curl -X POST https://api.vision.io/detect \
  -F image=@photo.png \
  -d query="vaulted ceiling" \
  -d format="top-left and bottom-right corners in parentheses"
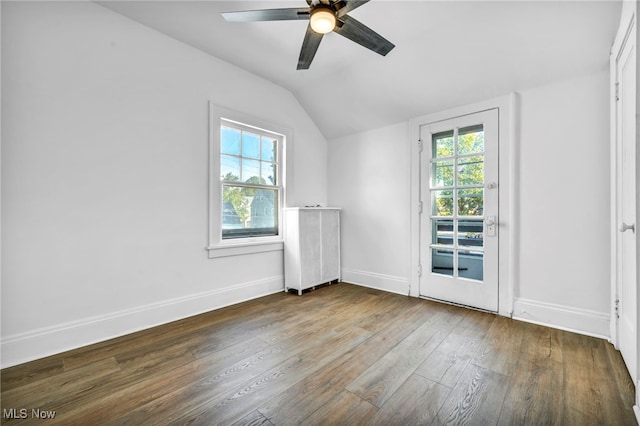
top-left (98, 1), bottom-right (621, 140)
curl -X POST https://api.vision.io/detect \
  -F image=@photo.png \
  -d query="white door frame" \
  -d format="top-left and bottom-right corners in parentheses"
top-left (418, 110), bottom-right (500, 311)
top-left (609, 0), bottom-right (640, 415)
top-left (410, 94), bottom-right (517, 317)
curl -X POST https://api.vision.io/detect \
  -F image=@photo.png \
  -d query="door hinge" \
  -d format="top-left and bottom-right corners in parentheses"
top-left (417, 264), bottom-right (423, 277)
top-left (418, 139), bottom-right (424, 153)
top-left (615, 298), bottom-right (620, 319)
top-left (418, 201), bottom-right (423, 214)
top-left (615, 82), bottom-right (620, 101)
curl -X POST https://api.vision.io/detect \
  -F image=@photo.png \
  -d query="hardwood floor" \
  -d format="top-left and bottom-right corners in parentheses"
top-left (1, 283), bottom-right (636, 425)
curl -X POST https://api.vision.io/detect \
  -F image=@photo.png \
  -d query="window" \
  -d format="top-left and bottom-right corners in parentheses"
top-left (220, 119), bottom-right (282, 239)
top-left (207, 103), bottom-right (289, 258)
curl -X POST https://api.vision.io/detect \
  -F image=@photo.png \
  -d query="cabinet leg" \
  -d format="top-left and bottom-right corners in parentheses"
top-left (298, 289), bottom-right (302, 296)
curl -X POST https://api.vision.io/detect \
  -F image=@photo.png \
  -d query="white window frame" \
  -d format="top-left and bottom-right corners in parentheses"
top-left (207, 102), bottom-right (290, 259)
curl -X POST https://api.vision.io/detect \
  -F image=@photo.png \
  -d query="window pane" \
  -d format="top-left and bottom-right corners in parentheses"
top-left (261, 137), bottom-right (276, 162)
top-left (221, 155), bottom-right (240, 181)
top-left (432, 130), bottom-right (454, 158)
top-left (221, 126), bottom-right (241, 155)
top-left (458, 219), bottom-right (484, 248)
top-left (458, 125), bottom-right (484, 155)
top-left (242, 132), bottom-right (260, 159)
top-left (242, 159), bottom-right (260, 183)
top-left (457, 188), bottom-right (483, 216)
top-left (458, 156), bottom-right (484, 186)
top-left (222, 185), bottom-right (278, 239)
top-left (432, 248), bottom-right (454, 276)
top-left (432, 160), bottom-right (454, 188)
top-left (459, 250), bottom-right (483, 281)
top-left (432, 190), bottom-right (454, 216)
top-left (432, 219), bottom-right (453, 246)
top-left (261, 161), bottom-right (277, 185)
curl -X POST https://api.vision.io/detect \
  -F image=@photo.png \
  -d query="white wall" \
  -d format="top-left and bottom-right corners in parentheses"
top-left (1, 1), bottom-right (327, 367)
top-left (328, 70), bottom-right (612, 337)
top-left (328, 123), bottom-right (411, 294)
top-left (514, 70), bottom-right (611, 336)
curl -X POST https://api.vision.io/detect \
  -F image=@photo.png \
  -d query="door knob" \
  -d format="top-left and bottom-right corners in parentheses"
top-left (485, 216), bottom-right (497, 237)
top-left (619, 222), bottom-right (635, 233)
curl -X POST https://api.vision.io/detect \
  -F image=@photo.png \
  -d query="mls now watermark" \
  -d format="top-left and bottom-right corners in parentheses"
top-left (3, 408), bottom-right (57, 419)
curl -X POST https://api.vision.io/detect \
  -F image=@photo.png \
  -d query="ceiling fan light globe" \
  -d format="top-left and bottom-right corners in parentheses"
top-left (310, 9), bottom-right (336, 34)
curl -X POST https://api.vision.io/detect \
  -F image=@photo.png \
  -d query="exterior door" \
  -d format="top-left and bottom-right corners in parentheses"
top-left (615, 16), bottom-right (637, 385)
top-left (419, 109), bottom-right (499, 311)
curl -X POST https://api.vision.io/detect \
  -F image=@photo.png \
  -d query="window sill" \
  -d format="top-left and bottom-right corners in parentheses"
top-left (206, 240), bottom-right (283, 259)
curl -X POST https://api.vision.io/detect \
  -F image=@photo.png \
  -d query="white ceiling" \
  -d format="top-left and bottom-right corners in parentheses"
top-left (97, 0), bottom-right (622, 139)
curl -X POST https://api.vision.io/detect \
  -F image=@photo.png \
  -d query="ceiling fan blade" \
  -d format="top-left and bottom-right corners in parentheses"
top-left (335, 0), bottom-right (370, 18)
top-left (333, 14), bottom-right (395, 56)
top-left (222, 8), bottom-right (310, 22)
top-left (298, 24), bottom-right (324, 70)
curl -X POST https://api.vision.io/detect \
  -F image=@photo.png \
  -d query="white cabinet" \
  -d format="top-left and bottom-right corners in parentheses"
top-left (283, 207), bottom-right (341, 295)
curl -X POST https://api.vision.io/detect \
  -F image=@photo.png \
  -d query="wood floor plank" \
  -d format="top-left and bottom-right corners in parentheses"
top-left (471, 315), bottom-right (525, 376)
top-left (102, 328), bottom-right (347, 425)
top-left (1, 283), bottom-right (636, 426)
top-left (605, 341), bottom-right (636, 411)
top-left (346, 306), bottom-right (463, 408)
top-left (368, 374), bottom-right (451, 425)
top-left (257, 297), bottom-right (441, 425)
top-left (415, 309), bottom-right (495, 388)
top-left (59, 337), bottom-right (270, 424)
top-left (560, 331), bottom-right (636, 426)
top-left (348, 291), bottom-right (415, 333)
top-left (0, 355), bottom-right (65, 393)
top-left (173, 326), bottom-right (374, 425)
top-left (255, 292), bottom-right (380, 345)
top-left (434, 364), bottom-right (510, 426)
top-left (231, 410), bottom-right (275, 426)
top-left (491, 321), bottom-right (565, 424)
top-left (300, 390), bottom-right (377, 426)
top-left (1, 357), bottom-right (120, 409)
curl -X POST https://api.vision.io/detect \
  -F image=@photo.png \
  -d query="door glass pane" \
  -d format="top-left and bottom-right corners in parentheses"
top-left (459, 249), bottom-right (483, 281)
top-left (458, 125), bottom-right (484, 155)
top-left (432, 248), bottom-right (454, 276)
top-left (432, 160), bottom-right (454, 188)
top-left (458, 219), bottom-right (484, 248)
top-left (458, 156), bottom-right (484, 186)
top-left (432, 130), bottom-right (454, 158)
top-left (432, 219), bottom-right (454, 246)
top-left (457, 188), bottom-right (483, 216)
top-left (432, 190), bottom-right (454, 216)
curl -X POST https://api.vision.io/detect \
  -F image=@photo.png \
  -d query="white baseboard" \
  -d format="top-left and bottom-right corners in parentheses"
top-left (512, 297), bottom-right (610, 339)
top-left (1, 276), bottom-right (284, 369)
top-left (341, 268), bottom-right (409, 296)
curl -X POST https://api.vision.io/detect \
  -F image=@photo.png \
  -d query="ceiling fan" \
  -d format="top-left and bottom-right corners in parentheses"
top-left (221, 0), bottom-right (395, 70)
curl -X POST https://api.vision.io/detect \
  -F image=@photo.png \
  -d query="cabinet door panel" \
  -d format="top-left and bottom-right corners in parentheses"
top-left (298, 211), bottom-right (322, 285)
top-left (321, 210), bottom-right (340, 281)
